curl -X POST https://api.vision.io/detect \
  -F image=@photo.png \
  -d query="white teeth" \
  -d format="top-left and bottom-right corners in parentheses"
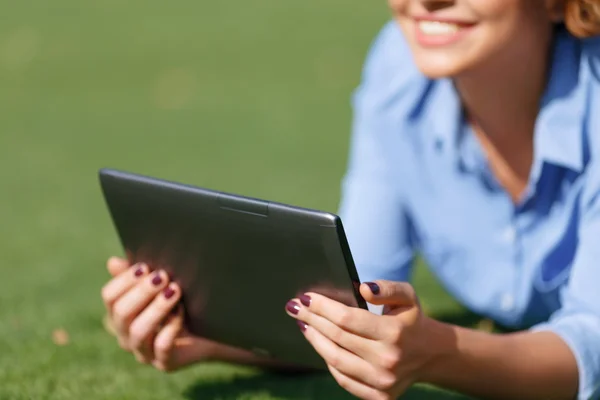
top-left (418, 21), bottom-right (460, 35)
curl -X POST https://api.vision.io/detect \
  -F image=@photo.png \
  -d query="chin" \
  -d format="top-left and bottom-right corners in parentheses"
top-left (412, 54), bottom-right (467, 79)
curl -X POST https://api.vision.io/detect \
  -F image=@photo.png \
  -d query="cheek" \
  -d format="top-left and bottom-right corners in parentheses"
top-left (388, 0), bottom-right (408, 13)
top-left (469, 0), bottom-right (549, 56)
top-left (469, 0), bottom-right (550, 31)
top-left (388, 0), bottom-right (548, 78)
top-left (394, 18), bottom-right (520, 78)
top-left (467, 0), bottom-right (522, 19)
top-left (467, 0), bottom-right (534, 42)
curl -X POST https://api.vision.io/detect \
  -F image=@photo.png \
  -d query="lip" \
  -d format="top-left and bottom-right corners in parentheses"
top-left (413, 15), bottom-right (476, 26)
top-left (412, 16), bottom-right (476, 47)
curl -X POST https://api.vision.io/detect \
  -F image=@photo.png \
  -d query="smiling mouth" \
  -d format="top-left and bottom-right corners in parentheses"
top-left (417, 20), bottom-right (461, 35)
top-left (413, 18), bottom-right (475, 46)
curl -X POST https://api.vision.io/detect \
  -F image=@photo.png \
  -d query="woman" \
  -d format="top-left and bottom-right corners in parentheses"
top-left (101, 0), bottom-right (600, 399)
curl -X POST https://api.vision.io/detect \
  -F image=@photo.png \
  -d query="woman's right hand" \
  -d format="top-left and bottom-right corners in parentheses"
top-left (101, 257), bottom-right (214, 372)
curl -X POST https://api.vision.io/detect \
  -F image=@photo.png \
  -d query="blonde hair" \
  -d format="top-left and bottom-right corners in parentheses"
top-left (565, 0), bottom-right (600, 38)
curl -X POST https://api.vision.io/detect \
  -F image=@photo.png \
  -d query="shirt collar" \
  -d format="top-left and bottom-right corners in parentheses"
top-left (427, 29), bottom-right (587, 176)
top-left (533, 29), bottom-right (587, 174)
top-left (427, 78), bottom-right (463, 154)
top-left (427, 78), bottom-right (486, 174)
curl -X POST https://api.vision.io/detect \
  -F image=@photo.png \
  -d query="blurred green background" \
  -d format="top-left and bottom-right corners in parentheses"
top-left (0, 1), bottom-right (476, 399)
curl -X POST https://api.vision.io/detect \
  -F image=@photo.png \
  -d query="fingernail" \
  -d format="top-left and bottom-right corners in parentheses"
top-left (151, 272), bottom-right (163, 286)
top-left (286, 301), bottom-right (300, 315)
top-left (365, 282), bottom-right (380, 295)
top-left (299, 294), bottom-right (311, 307)
top-left (134, 266), bottom-right (144, 277)
top-left (297, 320), bottom-right (307, 332)
top-left (163, 286), bottom-right (175, 299)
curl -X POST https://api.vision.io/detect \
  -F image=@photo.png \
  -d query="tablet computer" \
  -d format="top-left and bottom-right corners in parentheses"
top-left (99, 168), bottom-right (368, 369)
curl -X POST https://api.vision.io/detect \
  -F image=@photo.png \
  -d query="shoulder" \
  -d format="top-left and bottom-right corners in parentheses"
top-left (346, 22), bottom-right (434, 181)
top-left (359, 21), bottom-right (417, 81)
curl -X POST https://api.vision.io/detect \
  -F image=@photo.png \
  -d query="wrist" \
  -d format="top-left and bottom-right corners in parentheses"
top-left (416, 316), bottom-right (458, 384)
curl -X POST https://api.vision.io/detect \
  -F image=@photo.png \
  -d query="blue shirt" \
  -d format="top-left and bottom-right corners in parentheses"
top-left (338, 21), bottom-right (600, 399)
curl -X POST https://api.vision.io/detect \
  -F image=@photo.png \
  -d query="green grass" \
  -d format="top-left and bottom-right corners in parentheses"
top-left (0, 1), bottom-right (479, 398)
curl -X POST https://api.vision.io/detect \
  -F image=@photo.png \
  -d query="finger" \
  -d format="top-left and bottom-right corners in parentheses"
top-left (132, 334), bottom-right (155, 365)
top-left (289, 294), bottom-right (382, 339)
top-left (286, 299), bottom-right (384, 363)
top-left (107, 256), bottom-right (130, 276)
top-left (101, 263), bottom-right (149, 312)
top-left (129, 283), bottom-right (181, 362)
top-left (329, 366), bottom-right (389, 400)
top-left (297, 319), bottom-right (391, 390)
top-left (152, 307), bottom-right (185, 371)
top-left (360, 281), bottom-right (418, 308)
top-left (102, 313), bottom-right (117, 337)
top-left (112, 270), bottom-right (169, 340)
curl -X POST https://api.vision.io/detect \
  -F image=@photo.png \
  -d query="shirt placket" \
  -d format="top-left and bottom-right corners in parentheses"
top-left (458, 127), bottom-right (525, 319)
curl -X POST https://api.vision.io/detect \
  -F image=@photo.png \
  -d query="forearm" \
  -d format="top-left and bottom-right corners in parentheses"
top-left (419, 318), bottom-right (579, 400)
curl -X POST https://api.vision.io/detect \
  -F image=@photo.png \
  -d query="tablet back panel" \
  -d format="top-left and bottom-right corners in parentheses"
top-left (99, 168), bottom-right (367, 369)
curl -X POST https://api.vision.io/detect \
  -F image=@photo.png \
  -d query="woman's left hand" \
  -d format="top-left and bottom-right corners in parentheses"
top-left (285, 280), bottom-right (437, 400)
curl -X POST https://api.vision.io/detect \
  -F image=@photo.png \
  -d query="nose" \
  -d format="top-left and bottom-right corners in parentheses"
top-left (419, 0), bottom-right (455, 12)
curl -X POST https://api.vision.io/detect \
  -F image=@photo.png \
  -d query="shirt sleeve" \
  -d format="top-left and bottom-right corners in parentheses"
top-left (337, 22), bottom-right (416, 288)
top-left (531, 172), bottom-right (600, 399)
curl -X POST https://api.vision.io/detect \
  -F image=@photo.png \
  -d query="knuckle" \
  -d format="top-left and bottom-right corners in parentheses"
top-left (328, 354), bottom-right (342, 370)
top-left (406, 307), bottom-right (421, 324)
top-left (128, 324), bottom-right (146, 349)
top-left (380, 283), bottom-right (392, 298)
top-left (376, 371), bottom-right (397, 391)
top-left (154, 339), bottom-right (173, 360)
top-left (335, 309), bottom-right (353, 328)
top-left (380, 349), bottom-right (402, 371)
top-left (387, 324), bottom-right (404, 343)
top-left (112, 303), bottom-right (129, 324)
top-left (101, 285), bottom-right (113, 304)
top-left (117, 338), bottom-right (131, 352)
top-left (330, 326), bottom-right (345, 344)
top-left (398, 281), bottom-right (413, 295)
top-left (392, 283), bottom-right (417, 303)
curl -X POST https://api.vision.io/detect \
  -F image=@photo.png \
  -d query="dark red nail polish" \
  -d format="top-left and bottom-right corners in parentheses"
top-left (134, 267), bottom-right (144, 277)
top-left (163, 286), bottom-right (175, 299)
top-left (297, 320), bottom-right (307, 332)
top-left (365, 282), bottom-right (380, 295)
top-left (299, 294), bottom-right (311, 307)
top-left (151, 273), bottom-right (163, 286)
top-left (286, 301), bottom-right (300, 315)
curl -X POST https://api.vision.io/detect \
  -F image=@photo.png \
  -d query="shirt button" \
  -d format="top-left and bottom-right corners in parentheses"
top-left (500, 293), bottom-right (515, 311)
top-left (501, 226), bottom-right (517, 243)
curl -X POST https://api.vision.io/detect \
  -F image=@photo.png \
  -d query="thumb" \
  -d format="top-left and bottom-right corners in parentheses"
top-left (107, 256), bottom-right (130, 276)
top-left (359, 280), bottom-right (419, 308)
